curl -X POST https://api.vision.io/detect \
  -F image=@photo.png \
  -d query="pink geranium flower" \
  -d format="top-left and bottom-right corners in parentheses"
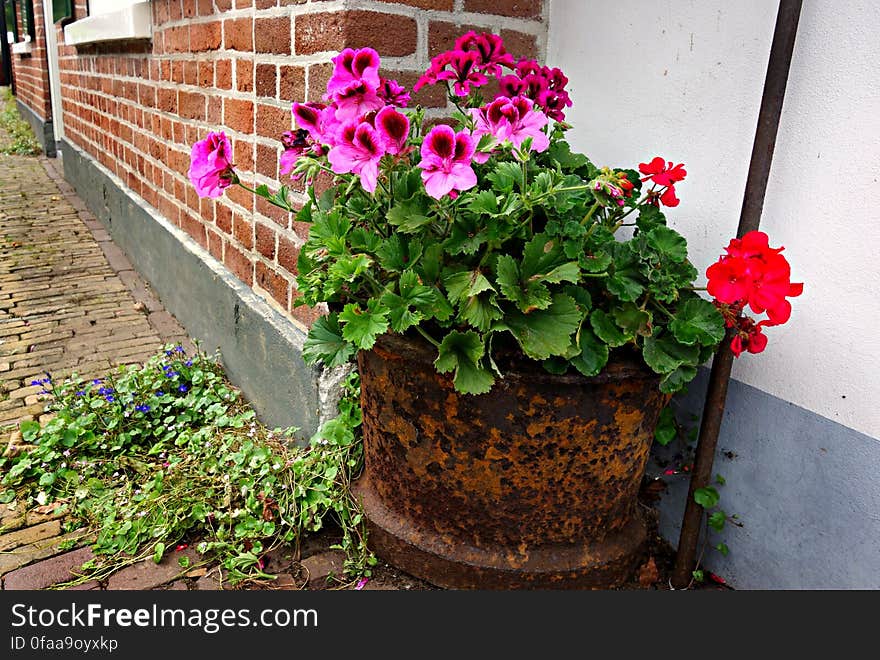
top-left (454, 31), bottom-right (515, 77)
top-left (375, 106), bottom-right (410, 155)
top-left (471, 96), bottom-right (550, 153)
top-left (328, 120), bottom-right (385, 192)
top-left (415, 50), bottom-right (488, 97)
top-left (279, 129), bottom-right (309, 177)
top-left (188, 131), bottom-right (235, 199)
top-left (418, 125), bottom-right (477, 199)
top-left (377, 77), bottom-right (411, 107)
top-left (332, 80), bottom-right (384, 122)
top-left (326, 48), bottom-right (381, 98)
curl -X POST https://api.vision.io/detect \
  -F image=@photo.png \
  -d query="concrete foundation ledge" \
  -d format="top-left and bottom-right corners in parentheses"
top-left (59, 138), bottom-right (322, 437)
top-left (15, 99), bottom-right (55, 157)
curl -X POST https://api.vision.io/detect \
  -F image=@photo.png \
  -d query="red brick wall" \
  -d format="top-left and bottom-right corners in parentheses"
top-left (56, 0), bottom-right (548, 328)
top-left (10, 0), bottom-right (52, 121)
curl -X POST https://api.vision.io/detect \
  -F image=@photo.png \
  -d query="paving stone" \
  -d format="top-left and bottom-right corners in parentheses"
top-left (3, 546), bottom-right (95, 590)
top-left (0, 520), bottom-right (62, 552)
top-left (300, 550), bottom-right (346, 589)
top-left (0, 531), bottom-right (90, 576)
top-left (105, 549), bottom-right (202, 590)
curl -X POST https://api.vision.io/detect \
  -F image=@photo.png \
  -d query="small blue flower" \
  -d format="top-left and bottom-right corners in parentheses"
top-left (185, 359), bottom-right (193, 367)
top-left (92, 379), bottom-right (102, 385)
top-left (75, 391), bottom-right (86, 397)
top-left (40, 389), bottom-right (49, 395)
top-left (135, 404), bottom-right (151, 413)
top-left (178, 384), bottom-right (189, 393)
top-left (165, 349), bottom-right (174, 356)
top-left (105, 395), bottom-right (115, 403)
top-left (156, 391), bottom-right (166, 397)
top-left (98, 387), bottom-right (114, 396)
top-left (30, 380), bottom-right (42, 386)
top-left (175, 346), bottom-right (185, 353)
top-left (164, 371), bottom-right (179, 378)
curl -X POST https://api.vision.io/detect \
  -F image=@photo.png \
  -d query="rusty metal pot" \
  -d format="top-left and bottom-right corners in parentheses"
top-left (351, 332), bottom-right (668, 589)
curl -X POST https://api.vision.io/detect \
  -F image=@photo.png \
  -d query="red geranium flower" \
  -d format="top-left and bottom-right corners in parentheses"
top-left (639, 156), bottom-right (687, 187)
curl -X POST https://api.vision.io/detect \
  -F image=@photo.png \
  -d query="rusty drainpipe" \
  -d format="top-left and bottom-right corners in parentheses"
top-left (670, 0), bottom-right (803, 589)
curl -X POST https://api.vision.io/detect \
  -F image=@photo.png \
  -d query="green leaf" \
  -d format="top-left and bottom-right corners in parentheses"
top-left (348, 227), bottom-right (382, 253)
top-left (636, 205), bottom-right (666, 231)
top-left (613, 302), bottom-right (653, 338)
top-left (563, 285), bottom-right (592, 312)
top-left (467, 189), bottom-right (499, 215)
top-left (496, 254), bottom-right (551, 313)
top-left (444, 216), bottom-right (488, 255)
top-left (38, 472), bottom-right (56, 487)
top-left (152, 542), bottom-right (166, 564)
top-left (669, 297), bottom-right (725, 346)
top-left (643, 333), bottom-right (699, 374)
top-left (487, 162), bottom-right (523, 193)
top-left (460, 293), bottom-right (503, 331)
top-left (590, 309), bottom-right (630, 347)
top-left (659, 365), bottom-right (697, 393)
top-left (715, 474), bottom-right (726, 485)
top-left (569, 327), bottom-right (609, 377)
top-left (328, 253), bottom-right (372, 283)
top-left (377, 233), bottom-right (423, 273)
top-left (382, 270), bottom-right (446, 332)
top-left (443, 269), bottom-right (494, 305)
top-left (303, 314), bottom-right (356, 367)
top-left (387, 199), bottom-right (432, 233)
top-left (647, 226), bottom-right (688, 263)
top-left (505, 294), bottom-right (582, 360)
top-left (547, 141), bottom-right (590, 171)
top-left (708, 511), bottom-right (727, 532)
top-left (20, 419), bottom-right (40, 442)
top-left (715, 542), bottom-right (730, 557)
top-left (435, 331), bottom-right (494, 395)
top-left (338, 300), bottom-right (390, 350)
top-left (694, 486), bottom-right (720, 509)
top-left (692, 569), bottom-right (705, 583)
top-left (654, 406), bottom-right (677, 446)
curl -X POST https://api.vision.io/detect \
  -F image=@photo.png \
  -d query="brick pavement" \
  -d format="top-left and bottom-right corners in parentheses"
top-left (0, 147), bottom-right (413, 591)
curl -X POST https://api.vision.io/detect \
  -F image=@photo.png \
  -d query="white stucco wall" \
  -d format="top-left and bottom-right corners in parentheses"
top-left (548, 0), bottom-right (880, 438)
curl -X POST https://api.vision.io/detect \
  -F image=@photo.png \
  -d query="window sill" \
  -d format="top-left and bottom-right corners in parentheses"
top-left (63, 1), bottom-right (152, 46)
top-left (11, 40), bottom-right (33, 55)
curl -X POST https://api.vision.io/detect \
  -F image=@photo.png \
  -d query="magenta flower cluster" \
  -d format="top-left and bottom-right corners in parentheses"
top-left (188, 32), bottom-right (573, 202)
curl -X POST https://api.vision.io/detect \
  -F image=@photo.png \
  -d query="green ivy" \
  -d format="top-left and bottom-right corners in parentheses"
top-left (0, 345), bottom-right (373, 586)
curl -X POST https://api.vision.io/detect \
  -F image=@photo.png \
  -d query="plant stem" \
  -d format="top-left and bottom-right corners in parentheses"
top-left (415, 326), bottom-right (441, 348)
top-left (580, 201), bottom-right (601, 226)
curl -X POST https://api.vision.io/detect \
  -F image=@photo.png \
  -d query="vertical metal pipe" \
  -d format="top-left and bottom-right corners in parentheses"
top-left (0, 1), bottom-right (13, 93)
top-left (670, 0), bottom-right (803, 589)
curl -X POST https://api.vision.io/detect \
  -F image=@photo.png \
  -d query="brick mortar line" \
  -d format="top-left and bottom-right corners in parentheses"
top-left (53, 131), bottom-right (306, 310)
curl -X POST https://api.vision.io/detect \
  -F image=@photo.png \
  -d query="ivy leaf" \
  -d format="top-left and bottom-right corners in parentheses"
top-left (708, 511), bottom-right (727, 532)
top-left (669, 297), bottom-right (725, 346)
top-left (715, 542), bottom-right (730, 557)
top-left (20, 419), bottom-right (41, 442)
top-left (643, 333), bottom-right (699, 374)
top-left (590, 309), bottom-right (631, 347)
top-left (302, 313), bottom-right (356, 367)
top-left (654, 406), bottom-right (677, 446)
top-left (570, 327), bottom-right (609, 377)
top-left (387, 199), bottom-right (432, 233)
top-left (338, 300), bottom-right (390, 350)
top-left (435, 331), bottom-right (495, 395)
top-left (693, 486), bottom-right (720, 509)
top-left (647, 226), bottom-right (688, 263)
top-left (505, 294), bottom-right (582, 360)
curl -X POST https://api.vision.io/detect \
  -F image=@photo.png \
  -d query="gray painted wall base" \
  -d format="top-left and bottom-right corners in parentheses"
top-left (655, 369), bottom-right (880, 589)
top-left (60, 139), bottom-right (323, 437)
top-left (15, 99), bottom-right (55, 157)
